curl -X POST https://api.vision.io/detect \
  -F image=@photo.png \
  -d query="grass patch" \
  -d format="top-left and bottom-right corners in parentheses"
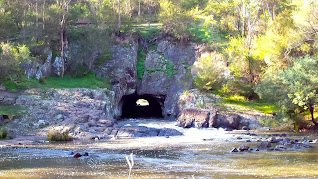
top-left (3, 72), bottom-right (110, 92)
top-left (0, 104), bottom-right (27, 115)
top-left (222, 95), bottom-right (279, 114)
top-left (47, 130), bottom-right (72, 141)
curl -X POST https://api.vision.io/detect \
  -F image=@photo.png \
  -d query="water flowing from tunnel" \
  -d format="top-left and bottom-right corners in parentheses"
top-left (0, 118), bottom-right (318, 178)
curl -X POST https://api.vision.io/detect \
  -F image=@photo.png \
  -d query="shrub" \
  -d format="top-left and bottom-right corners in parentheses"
top-left (220, 79), bottom-right (258, 99)
top-left (47, 130), bottom-right (72, 141)
top-left (39, 77), bottom-right (46, 84)
top-left (69, 63), bottom-right (89, 78)
top-left (192, 52), bottom-right (229, 91)
top-left (0, 128), bottom-right (7, 139)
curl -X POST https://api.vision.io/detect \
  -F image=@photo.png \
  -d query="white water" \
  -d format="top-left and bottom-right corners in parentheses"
top-left (0, 118), bottom-right (317, 178)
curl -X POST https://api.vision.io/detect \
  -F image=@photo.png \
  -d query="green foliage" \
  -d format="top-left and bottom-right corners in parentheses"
top-left (220, 79), bottom-right (257, 99)
top-left (146, 55), bottom-right (178, 80)
top-left (137, 48), bottom-right (146, 79)
top-left (137, 28), bottom-right (161, 41)
top-left (0, 128), bottom-right (7, 139)
top-left (149, 43), bottom-right (158, 51)
top-left (255, 55), bottom-right (318, 125)
top-left (67, 27), bottom-right (113, 76)
top-left (3, 72), bottom-right (110, 92)
top-left (0, 43), bottom-right (32, 80)
top-left (192, 52), bottom-right (228, 91)
top-left (222, 97), bottom-right (279, 115)
top-left (47, 130), bottom-right (72, 142)
top-left (0, 105), bottom-right (26, 116)
top-left (94, 54), bottom-right (112, 66)
top-left (159, 0), bottom-right (198, 41)
top-left (69, 63), bottom-right (89, 78)
top-left (39, 77), bottom-right (46, 84)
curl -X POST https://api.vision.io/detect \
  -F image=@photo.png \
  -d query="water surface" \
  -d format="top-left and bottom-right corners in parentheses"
top-left (0, 118), bottom-right (317, 178)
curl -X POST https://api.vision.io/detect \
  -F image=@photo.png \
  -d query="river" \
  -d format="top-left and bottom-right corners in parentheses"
top-left (0, 118), bottom-right (317, 178)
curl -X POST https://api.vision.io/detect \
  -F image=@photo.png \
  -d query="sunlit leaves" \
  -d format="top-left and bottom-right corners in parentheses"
top-left (256, 55), bottom-right (318, 113)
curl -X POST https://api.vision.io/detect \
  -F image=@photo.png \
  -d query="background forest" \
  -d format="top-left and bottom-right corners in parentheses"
top-left (1, 0), bottom-right (318, 129)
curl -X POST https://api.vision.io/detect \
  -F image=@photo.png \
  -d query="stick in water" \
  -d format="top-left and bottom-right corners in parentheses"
top-left (126, 153), bottom-right (134, 179)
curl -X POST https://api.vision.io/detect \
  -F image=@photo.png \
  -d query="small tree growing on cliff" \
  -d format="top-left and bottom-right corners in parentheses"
top-left (255, 55), bottom-right (318, 127)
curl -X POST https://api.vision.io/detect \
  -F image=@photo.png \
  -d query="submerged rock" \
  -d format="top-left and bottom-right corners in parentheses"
top-left (231, 148), bottom-right (239, 153)
top-left (73, 153), bottom-right (82, 158)
top-left (275, 145), bottom-right (287, 151)
top-left (257, 142), bottom-right (271, 149)
top-left (238, 145), bottom-right (250, 152)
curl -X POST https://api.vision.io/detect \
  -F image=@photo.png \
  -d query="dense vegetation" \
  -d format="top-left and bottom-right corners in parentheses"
top-left (1, 0), bottom-right (318, 129)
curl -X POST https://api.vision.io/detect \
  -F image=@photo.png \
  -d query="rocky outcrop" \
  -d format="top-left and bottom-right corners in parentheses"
top-left (94, 43), bottom-right (138, 118)
top-left (138, 41), bottom-right (202, 118)
top-left (21, 51), bottom-right (66, 79)
top-left (108, 126), bottom-right (182, 138)
top-left (177, 108), bottom-right (241, 130)
top-left (177, 108), bottom-right (216, 128)
top-left (177, 89), bottom-right (266, 130)
top-left (8, 88), bottom-right (116, 138)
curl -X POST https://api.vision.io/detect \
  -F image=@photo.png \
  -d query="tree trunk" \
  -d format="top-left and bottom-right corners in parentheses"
top-left (117, 0), bottom-right (121, 35)
top-left (138, 0), bottom-right (141, 17)
top-left (35, 0), bottom-right (38, 44)
top-left (309, 104), bottom-right (318, 127)
top-left (23, 0), bottom-right (27, 42)
top-left (43, 0), bottom-right (46, 30)
top-left (60, 0), bottom-right (71, 78)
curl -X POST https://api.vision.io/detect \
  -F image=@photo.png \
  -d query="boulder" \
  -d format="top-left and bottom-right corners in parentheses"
top-left (257, 142), bottom-right (271, 149)
top-left (238, 145), bottom-right (250, 152)
top-left (177, 108), bottom-right (210, 128)
top-left (275, 145), bottom-right (287, 151)
top-left (215, 113), bottom-right (241, 130)
top-left (231, 148), bottom-right (239, 153)
top-left (73, 153), bottom-right (82, 158)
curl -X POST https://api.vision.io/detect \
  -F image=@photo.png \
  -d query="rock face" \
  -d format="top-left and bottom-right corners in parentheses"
top-left (177, 108), bottom-right (215, 128)
top-left (22, 51), bottom-right (68, 79)
top-left (138, 41), bottom-right (201, 118)
top-left (22, 51), bottom-right (53, 79)
top-left (94, 43), bottom-right (138, 118)
top-left (177, 108), bottom-right (241, 130)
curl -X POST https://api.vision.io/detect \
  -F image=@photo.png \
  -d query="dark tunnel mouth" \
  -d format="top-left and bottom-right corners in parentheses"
top-left (120, 93), bottom-right (164, 119)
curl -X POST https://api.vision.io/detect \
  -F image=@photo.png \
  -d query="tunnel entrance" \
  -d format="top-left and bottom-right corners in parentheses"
top-left (120, 94), bottom-right (164, 118)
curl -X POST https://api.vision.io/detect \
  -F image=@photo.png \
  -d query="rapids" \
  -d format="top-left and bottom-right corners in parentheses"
top-left (0, 118), bottom-right (317, 178)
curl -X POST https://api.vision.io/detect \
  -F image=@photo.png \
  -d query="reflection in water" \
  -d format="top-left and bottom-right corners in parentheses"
top-left (0, 118), bottom-right (317, 178)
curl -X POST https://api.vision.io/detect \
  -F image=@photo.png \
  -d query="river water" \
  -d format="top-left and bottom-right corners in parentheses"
top-left (0, 118), bottom-right (318, 178)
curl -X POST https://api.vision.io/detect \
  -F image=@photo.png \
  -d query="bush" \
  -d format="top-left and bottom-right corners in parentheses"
top-left (69, 63), bottom-right (89, 78)
top-left (47, 130), bottom-right (72, 141)
top-left (39, 77), bottom-right (46, 84)
top-left (220, 79), bottom-right (258, 99)
top-left (0, 128), bottom-right (7, 139)
top-left (192, 52), bottom-right (229, 91)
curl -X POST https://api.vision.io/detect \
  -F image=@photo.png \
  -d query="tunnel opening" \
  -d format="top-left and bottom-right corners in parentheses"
top-left (120, 94), bottom-right (164, 119)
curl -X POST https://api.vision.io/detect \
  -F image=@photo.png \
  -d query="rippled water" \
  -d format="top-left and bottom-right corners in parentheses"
top-left (0, 118), bottom-right (317, 178)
